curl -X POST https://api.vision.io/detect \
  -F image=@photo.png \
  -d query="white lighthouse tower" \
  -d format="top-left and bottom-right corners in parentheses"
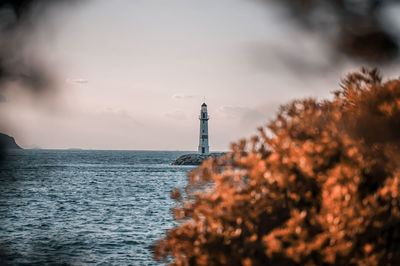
top-left (198, 102), bottom-right (209, 154)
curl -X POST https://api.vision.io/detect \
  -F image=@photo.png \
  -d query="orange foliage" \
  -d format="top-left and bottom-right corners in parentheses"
top-left (154, 68), bottom-right (400, 265)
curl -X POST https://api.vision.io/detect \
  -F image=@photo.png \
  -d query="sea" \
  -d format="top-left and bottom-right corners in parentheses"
top-left (0, 149), bottom-right (195, 265)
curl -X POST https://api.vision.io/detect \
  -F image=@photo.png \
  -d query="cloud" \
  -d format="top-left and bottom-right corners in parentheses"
top-left (218, 105), bottom-right (263, 119)
top-left (172, 93), bottom-right (197, 100)
top-left (95, 108), bottom-right (144, 125)
top-left (164, 109), bottom-right (187, 120)
top-left (245, 33), bottom-right (336, 81)
top-left (217, 105), bottom-right (272, 128)
top-left (66, 78), bottom-right (89, 85)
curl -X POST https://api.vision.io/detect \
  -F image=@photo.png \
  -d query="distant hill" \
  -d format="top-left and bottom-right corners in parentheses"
top-left (0, 133), bottom-right (22, 150)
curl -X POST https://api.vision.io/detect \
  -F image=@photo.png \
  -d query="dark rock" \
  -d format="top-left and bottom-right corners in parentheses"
top-left (0, 133), bottom-right (22, 150)
top-left (172, 153), bottom-right (226, 165)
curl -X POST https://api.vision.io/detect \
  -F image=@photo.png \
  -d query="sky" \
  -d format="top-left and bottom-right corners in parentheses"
top-left (1, 0), bottom-right (399, 151)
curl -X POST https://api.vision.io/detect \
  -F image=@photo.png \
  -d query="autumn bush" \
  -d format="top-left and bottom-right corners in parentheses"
top-left (154, 68), bottom-right (400, 265)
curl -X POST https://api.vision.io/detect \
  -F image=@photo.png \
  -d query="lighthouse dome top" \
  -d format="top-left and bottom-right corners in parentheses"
top-left (201, 102), bottom-right (207, 107)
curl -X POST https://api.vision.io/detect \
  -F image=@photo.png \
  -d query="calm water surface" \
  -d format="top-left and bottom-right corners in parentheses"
top-left (0, 150), bottom-right (194, 265)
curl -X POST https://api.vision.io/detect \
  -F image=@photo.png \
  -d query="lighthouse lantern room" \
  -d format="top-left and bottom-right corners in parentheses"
top-left (198, 102), bottom-right (209, 154)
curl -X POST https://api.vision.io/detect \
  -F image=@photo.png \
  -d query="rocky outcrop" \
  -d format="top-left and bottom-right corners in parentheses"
top-left (172, 153), bottom-right (226, 165)
top-left (0, 133), bottom-right (22, 150)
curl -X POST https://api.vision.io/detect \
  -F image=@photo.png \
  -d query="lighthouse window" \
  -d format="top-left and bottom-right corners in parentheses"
top-left (202, 113), bottom-right (205, 118)
top-left (202, 147), bottom-right (205, 153)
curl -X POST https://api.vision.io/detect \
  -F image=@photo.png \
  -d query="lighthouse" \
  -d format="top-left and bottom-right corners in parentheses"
top-left (198, 102), bottom-right (209, 154)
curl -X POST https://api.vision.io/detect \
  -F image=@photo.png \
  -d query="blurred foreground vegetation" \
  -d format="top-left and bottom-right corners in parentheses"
top-left (154, 68), bottom-right (400, 265)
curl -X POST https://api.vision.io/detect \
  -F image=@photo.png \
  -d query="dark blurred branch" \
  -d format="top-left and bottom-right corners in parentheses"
top-left (262, 0), bottom-right (399, 62)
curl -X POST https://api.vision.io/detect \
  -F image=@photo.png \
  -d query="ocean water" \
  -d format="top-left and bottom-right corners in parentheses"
top-left (0, 150), bottom-right (194, 265)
